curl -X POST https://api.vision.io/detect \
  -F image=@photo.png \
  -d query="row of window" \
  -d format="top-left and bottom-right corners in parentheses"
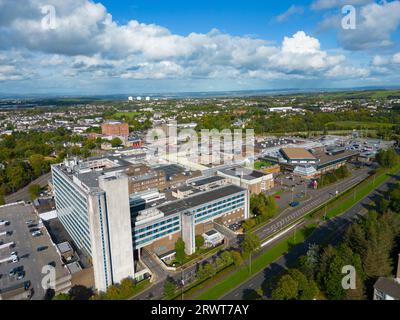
top-left (134, 226), bottom-right (180, 247)
top-left (134, 221), bottom-right (180, 240)
top-left (194, 199), bottom-right (244, 219)
top-left (193, 194), bottom-right (244, 213)
top-left (195, 202), bottom-right (244, 224)
top-left (134, 215), bottom-right (180, 235)
top-left (53, 169), bottom-right (92, 255)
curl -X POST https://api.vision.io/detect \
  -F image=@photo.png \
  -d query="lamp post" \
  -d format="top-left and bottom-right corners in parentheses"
top-left (181, 268), bottom-right (185, 300)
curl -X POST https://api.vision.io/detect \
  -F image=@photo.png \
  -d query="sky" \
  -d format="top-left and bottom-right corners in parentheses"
top-left (0, 0), bottom-right (400, 95)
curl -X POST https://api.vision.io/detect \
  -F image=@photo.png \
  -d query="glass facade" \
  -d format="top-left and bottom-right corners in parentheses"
top-left (194, 193), bottom-right (245, 224)
top-left (133, 215), bottom-right (181, 248)
top-left (132, 191), bottom-right (246, 248)
top-left (52, 167), bottom-right (92, 256)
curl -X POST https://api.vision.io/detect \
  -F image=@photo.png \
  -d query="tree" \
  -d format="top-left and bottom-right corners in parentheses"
top-left (29, 154), bottom-right (48, 177)
top-left (271, 275), bottom-right (298, 300)
top-left (28, 184), bottom-right (41, 200)
top-left (376, 148), bottom-right (399, 168)
top-left (175, 238), bottom-right (186, 265)
top-left (118, 278), bottom-right (135, 299)
top-left (195, 235), bottom-right (205, 250)
top-left (220, 251), bottom-right (234, 267)
top-left (231, 251), bottom-right (244, 267)
top-left (288, 269), bottom-right (318, 300)
top-left (53, 293), bottom-right (72, 300)
top-left (111, 137), bottom-right (123, 148)
top-left (0, 190), bottom-right (5, 206)
top-left (241, 232), bottom-right (261, 258)
top-left (242, 218), bottom-right (256, 231)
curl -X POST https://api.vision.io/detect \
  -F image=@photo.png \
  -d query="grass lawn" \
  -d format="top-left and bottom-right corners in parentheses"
top-left (326, 163), bottom-right (400, 219)
top-left (113, 111), bottom-right (142, 119)
top-left (194, 225), bottom-right (315, 300)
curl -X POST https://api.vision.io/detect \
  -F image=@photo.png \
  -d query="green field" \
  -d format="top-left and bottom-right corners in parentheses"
top-left (325, 121), bottom-right (395, 130)
top-left (113, 111), bottom-right (142, 119)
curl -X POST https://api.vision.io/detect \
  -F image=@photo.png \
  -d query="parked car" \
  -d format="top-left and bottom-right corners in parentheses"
top-left (16, 271), bottom-right (25, 280)
top-left (37, 246), bottom-right (48, 252)
top-left (289, 201), bottom-right (300, 207)
top-left (32, 231), bottom-right (42, 237)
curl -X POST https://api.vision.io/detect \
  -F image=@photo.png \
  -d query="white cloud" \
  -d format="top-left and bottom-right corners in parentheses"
top-left (319, 1), bottom-right (400, 50)
top-left (393, 53), bottom-right (400, 63)
top-left (0, 0), bottom-right (377, 85)
top-left (276, 5), bottom-right (304, 22)
top-left (311, 0), bottom-right (373, 11)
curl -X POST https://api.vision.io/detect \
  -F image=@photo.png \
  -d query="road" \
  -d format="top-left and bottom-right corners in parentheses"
top-left (253, 168), bottom-right (370, 240)
top-left (220, 170), bottom-right (400, 300)
top-left (5, 172), bottom-right (51, 204)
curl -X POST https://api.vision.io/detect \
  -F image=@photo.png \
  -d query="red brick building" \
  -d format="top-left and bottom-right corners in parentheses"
top-left (101, 121), bottom-right (129, 137)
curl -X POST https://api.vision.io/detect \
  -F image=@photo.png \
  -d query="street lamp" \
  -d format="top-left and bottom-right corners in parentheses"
top-left (181, 268), bottom-right (185, 300)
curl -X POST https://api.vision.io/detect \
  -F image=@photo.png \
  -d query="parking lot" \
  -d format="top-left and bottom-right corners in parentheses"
top-left (0, 203), bottom-right (67, 300)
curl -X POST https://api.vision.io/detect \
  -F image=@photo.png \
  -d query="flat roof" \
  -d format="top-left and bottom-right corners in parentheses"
top-left (57, 241), bottom-right (73, 253)
top-left (157, 184), bottom-right (245, 216)
top-left (374, 277), bottom-right (400, 299)
top-left (205, 229), bottom-right (218, 236)
top-left (316, 150), bottom-right (359, 167)
top-left (191, 176), bottom-right (225, 187)
top-left (219, 167), bottom-right (268, 181)
top-left (281, 148), bottom-right (317, 160)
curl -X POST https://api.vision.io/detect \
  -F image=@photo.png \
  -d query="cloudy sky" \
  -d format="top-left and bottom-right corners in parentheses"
top-left (0, 0), bottom-right (400, 95)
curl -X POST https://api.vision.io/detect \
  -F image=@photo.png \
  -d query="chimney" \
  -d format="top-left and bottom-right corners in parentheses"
top-left (396, 254), bottom-right (400, 283)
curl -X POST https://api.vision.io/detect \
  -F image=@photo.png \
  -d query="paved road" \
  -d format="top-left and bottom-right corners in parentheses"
top-left (5, 172), bottom-right (51, 204)
top-left (221, 170), bottom-right (400, 300)
top-left (253, 168), bottom-right (370, 240)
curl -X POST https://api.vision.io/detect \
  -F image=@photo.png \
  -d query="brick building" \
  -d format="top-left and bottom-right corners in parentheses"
top-left (101, 121), bottom-right (129, 137)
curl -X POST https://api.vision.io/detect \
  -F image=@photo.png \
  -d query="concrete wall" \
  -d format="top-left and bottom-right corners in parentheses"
top-left (87, 191), bottom-right (112, 292)
top-left (99, 175), bottom-right (135, 285)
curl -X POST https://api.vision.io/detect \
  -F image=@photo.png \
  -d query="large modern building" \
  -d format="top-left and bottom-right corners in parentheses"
top-left (51, 156), bottom-right (249, 292)
top-left (263, 146), bottom-right (359, 179)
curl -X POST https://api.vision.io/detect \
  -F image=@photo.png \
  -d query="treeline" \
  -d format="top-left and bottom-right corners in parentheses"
top-left (376, 148), bottom-right (399, 168)
top-left (317, 165), bottom-right (351, 188)
top-left (270, 181), bottom-right (400, 300)
top-left (0, 128), bottom-right (101, 199)
top-left (244, 193), bottom-right (278, 230)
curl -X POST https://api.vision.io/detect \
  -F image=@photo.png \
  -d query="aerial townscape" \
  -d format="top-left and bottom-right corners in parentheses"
top-left (0, 0), bottom-right (400, 314)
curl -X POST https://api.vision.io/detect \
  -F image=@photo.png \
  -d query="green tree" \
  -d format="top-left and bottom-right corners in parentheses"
top-left (271, 275), bottom-right (298, 300)
top-left (163, 277), bottom-right (177, 300)
top-left (195, 235), bottom-right (205, 250)
top-left (241, 232), bottom-right (261, 258)
top-left (53, 293), bottom-right (72, 300)
top-left (28, 184), bottom-right (41, 200)
top-left (175, 238), bottom-right (186, 265)
top-left (0, 190), bottom-right (5, 206)
top-left (29, 154), bottom-right (48, 177)
top-left (231, 251), bottom-right (244, 267)
top-left (111, 137), bottom-right (123, 147)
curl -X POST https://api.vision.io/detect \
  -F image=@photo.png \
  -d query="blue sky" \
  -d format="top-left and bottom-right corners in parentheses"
top-left (0, 0), bottom-right (399, 95)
